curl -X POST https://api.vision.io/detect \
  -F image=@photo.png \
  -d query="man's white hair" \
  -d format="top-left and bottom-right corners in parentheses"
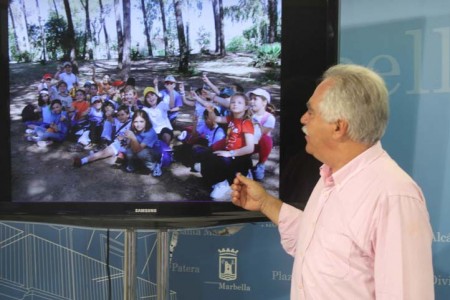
top-left (319, 64), bottom-right (389, 145)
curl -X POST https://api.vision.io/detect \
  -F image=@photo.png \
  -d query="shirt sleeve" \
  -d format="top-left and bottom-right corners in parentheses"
top-left (374, 194), bottom-right (434, 300)
top-left (242, 119), bottom-right (254, 134)
top-left (262, 113), bottom-right (276, 129)
top-left (142, 129), bottom-right (159, 148)
top-left (278, 203), bottom-right (304, 257)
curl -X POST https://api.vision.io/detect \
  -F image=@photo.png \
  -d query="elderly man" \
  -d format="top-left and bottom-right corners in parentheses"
top-left (231, 64), bottom-right (434, 299)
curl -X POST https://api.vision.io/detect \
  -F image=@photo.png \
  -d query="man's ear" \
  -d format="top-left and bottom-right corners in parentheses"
top-left (333, 119), bottom-right (349, 140)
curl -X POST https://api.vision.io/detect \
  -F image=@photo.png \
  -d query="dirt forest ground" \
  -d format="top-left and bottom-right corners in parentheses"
top-left (9, 54), bottom-right (281, 203)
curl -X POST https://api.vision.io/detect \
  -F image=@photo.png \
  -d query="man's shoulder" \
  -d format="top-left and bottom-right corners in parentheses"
top-left (357, 154), bottom-right (422, 198)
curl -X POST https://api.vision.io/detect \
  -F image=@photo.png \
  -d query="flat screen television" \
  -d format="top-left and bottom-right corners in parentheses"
top-left (0, 0), bottom-right (338, 228)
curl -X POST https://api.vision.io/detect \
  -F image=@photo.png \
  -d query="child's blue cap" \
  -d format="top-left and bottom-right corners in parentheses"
top-left (219, 87), bottom-right (235, 98)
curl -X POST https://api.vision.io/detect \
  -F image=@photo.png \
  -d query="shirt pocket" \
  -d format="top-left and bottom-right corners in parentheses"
top-left (313, 225), bottom-right (352, 279)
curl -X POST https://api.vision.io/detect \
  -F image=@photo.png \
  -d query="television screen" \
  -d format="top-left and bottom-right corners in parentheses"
top-left (0, 0), bottom-right (338, 227)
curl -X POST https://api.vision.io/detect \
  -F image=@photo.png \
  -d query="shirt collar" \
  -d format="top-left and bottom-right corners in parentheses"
top-left (320, 141), bottom-right (385, 188)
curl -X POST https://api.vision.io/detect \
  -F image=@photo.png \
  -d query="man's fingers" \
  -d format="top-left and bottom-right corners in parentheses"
top-left (235, 172), bottom-right (253, 185)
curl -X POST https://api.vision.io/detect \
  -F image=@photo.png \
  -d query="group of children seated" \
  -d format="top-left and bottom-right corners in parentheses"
top-left (22, 62), bottom-right (277, 200)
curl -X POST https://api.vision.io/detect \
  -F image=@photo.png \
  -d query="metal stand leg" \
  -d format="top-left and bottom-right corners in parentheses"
top-left (124, 228), bottom-right (136, 300)
top-left (123, 228), bottom-right (170, 300)
top-left (157, 229), bottom-right (170, 300)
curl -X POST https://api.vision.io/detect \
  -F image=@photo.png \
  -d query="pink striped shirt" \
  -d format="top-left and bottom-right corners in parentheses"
top-left (279, 142), bottom-right (434, 299)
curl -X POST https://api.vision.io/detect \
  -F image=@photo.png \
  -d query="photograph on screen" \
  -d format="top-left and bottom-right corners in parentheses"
top-left (8, 0), bottom-right (281, 203)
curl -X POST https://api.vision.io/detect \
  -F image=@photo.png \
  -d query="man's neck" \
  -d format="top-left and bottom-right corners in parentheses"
top-left (329, 141), bottom-right (372, 173)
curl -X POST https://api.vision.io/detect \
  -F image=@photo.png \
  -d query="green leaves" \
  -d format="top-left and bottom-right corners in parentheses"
top-left (253, 42), bottom-right (281, 68)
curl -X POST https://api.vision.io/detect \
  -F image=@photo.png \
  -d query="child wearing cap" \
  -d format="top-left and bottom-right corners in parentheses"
top-left (158, 75), bottom-right (183, 127)
top-left (37, 73), bottom-right (54, 93)
top-left (248, 88), bottom-right (276, 181)
top-left (142, 86), bottom-right (174, 146)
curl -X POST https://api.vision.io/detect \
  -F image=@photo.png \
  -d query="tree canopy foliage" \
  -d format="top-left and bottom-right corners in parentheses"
top-left (8, 0), bottom-right (281, 71)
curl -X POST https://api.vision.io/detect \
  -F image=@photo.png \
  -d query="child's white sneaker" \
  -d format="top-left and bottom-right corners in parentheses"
top-left (26, 135), bottom-right (39, 142)
top-left (192, 162), bottom-right (201, 173)
top-left (177, 130), bottom-right (187, 141)
top-left (37, 140), bottom-right (53, 147)
top-left (253, 163), bottom-right (265, 181)
top-left (210, 180), bottom-right (231, 201)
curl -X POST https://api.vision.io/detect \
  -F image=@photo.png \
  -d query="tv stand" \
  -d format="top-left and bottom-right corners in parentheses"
top-left (124, 228), bottom-right (136, 300)
top-left (124, 228), bottom-right (170, 300)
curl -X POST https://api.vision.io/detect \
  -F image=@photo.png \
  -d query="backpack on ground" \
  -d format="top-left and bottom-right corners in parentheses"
top-left (21, 104), bottom-right (40, 122)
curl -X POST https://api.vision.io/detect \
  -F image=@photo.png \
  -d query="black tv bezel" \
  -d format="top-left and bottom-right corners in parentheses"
top-left (0, 0), bottom-right (339, 229)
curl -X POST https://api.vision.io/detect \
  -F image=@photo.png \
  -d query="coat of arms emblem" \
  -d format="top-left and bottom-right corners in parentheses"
top-left (218, 248), bottom-right (239, 281)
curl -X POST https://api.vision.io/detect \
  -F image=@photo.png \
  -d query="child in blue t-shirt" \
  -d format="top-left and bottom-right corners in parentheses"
top-left (26, 99), bottom-right (70, 146)
top-left (124, 110), bottom-right (163, 177)
top-left (173, 108), bottom-right (226, 172)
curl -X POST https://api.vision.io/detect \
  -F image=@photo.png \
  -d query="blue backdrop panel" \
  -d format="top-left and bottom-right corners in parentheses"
top-left (340, 1), bottom-right (450, 298)
top-left (167, 223), bottom-right (292, 300)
